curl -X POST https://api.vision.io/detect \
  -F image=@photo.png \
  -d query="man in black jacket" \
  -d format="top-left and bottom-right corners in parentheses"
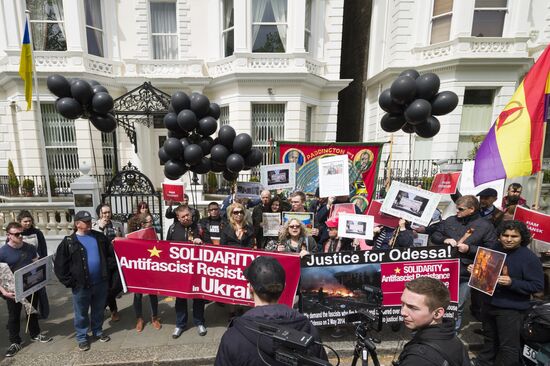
top-left (54, 211), bottom-right (115, 352)
top-left (215, 256), bottom-right (328, 365)
top-left (199, 202), bottom-right (226, 245)
top-left (397, 276), bottom-right (469, 366)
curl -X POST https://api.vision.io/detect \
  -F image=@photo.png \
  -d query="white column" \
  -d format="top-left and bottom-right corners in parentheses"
top-left (291, 0), bottom-right (306, 53)
top-left (284, 100), bottom-right (304, 140)
top-left (451, 0), bottom-right (475, 38)
top-left (3, 0), bottom-right (21, 50)
top-left (63, 0), bottom-right (84, 52)
top-left (234, 0), bottom-right (248, 52)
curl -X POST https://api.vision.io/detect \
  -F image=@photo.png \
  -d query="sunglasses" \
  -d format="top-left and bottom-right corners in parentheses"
top-left (289, 225), bottom-right (301, 229)
top-left (209, 208), bottom-right (219, 211)
top-left (9, 232), bottom-right (22, 237)
top-left (232, 211), bottom-right (244, 215)
top-left (457, 207), bottom-right (468, 212)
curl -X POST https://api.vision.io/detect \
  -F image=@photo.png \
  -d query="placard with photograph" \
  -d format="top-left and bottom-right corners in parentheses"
top-left (413, 233), bottom-right (429, 247)
top-left (337, 213), bottom-right (374, 240)
top-left (262, 213), bottom-right (282, 237)
top-left (380, 181), bottom-right (441, 226)
top-left (468, 247), bottom-right (507, 296)
top-left (318, 155), bottom-right (350, 198)
top-left (14, 255), bottom-right (53, 303)
top-left (260, 163), bottom-right (296, 190)
top-left (235, 182), bottom-right (263, 200)
top-left (282, 211), bottom-right (315, 235)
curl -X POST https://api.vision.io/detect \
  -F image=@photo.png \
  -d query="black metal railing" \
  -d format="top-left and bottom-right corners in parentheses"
top-left (0, 174), bottom-right (113, 197)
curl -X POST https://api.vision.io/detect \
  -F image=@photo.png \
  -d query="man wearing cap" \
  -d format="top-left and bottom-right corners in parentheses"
top-left (476, 188), bottom-right (502, 226)
top-left (215, 256), bottom-right (328, 365)
top-left (54, 211), bottom-right (116, 352)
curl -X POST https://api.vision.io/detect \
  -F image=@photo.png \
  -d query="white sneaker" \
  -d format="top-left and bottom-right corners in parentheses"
top-left (172, 327), bottom-right (184, 339)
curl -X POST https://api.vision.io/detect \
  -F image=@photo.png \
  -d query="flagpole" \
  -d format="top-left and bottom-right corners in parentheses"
top-left (25, 10), bottom-right (52, 202)
top-left (533, 122), bottom-right (547, 209)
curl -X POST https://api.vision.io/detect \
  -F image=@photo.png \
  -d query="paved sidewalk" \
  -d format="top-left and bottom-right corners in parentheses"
top-left (0, 282), bottom-right (483, 365)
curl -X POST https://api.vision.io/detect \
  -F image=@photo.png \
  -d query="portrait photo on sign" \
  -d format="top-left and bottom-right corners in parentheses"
top-left (468, 247), bottom-right (507, 296)
top-left (260, 163), bottom-right (296, 190)
top-left (337, 213), bottom-right (374, 240)
top-left (381, 181), bottom-right (441, 226)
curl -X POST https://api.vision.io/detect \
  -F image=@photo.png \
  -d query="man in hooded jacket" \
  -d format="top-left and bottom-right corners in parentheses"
top-left (215, 256), bottom-right (327, 365)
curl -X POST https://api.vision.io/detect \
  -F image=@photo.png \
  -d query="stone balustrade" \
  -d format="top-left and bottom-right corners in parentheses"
top-left (0, 202), bottom-right (75, 237)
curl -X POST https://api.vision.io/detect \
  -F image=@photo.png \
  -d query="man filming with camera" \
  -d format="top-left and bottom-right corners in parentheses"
top-left (396, 277), bottom-right (470, 366)
top-left (215, 256), bottom-right (328, 365)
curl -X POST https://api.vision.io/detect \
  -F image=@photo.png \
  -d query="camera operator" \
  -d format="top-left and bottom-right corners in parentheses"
top-left (215, 256), bottom-right (328, 365)
top-left (396, 277), bottom-right (469, 366)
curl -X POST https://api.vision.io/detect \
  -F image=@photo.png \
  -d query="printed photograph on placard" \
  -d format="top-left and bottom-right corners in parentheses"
top-left (282, 211), bottom-right (315, 235)
top-left (337, 213), bottom-right (374, 240)
top-left (260, 163), bottom-right (296, 190)
top-left (262, 212), bottom-right (282, 237)
top-left (318, 155), bottom-right (350, 198)
top-left (380, 181), bottom-right (441, 226)
top-left (468, 247), bottom-right (507, 296)
top-left (235, 182), bottom-right (263, 200)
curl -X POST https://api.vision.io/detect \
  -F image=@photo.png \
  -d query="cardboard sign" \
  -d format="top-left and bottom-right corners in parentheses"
top-left (513, 206), bottom-right (550, 243)
top-left (381, 181), bottom-right (441, 227)
top-left (430, 172), bottom-right (461, 194)
top-left (162, 183), bottom-right (184, 202)
top-left (366, 200), bottom-right (400, 228)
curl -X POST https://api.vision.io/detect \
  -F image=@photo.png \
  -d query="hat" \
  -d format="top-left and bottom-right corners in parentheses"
top-left (476, 188), bottom-right (498, 197)
top-left (244, 256), bottom-right (285, 295)
top-left (74, 210), bottom-right (92, 222)
top-left (326, 216), bottom-right (339, 228)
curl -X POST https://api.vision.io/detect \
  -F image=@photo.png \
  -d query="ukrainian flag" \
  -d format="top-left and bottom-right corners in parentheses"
top-left (19, 19), bottom-right (33, 111)
top-left (474, 44), bottom-right (550, 186)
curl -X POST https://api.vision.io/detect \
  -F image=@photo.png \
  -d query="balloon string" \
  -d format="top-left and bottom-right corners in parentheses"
top-left (88, 121), bottom-right (99, 178)
top-left (187, 170), bottom-right (198, 212)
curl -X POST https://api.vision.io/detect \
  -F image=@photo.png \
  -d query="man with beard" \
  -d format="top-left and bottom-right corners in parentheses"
top-left (199, 202), bottom-right (226, 245)
top-left (501, 183), bottom-right (527, 210)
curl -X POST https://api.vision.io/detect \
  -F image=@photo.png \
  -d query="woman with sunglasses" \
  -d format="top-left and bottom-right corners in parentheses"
top-left (220, 203), bottom-right (256, 248)
top-left (272, 219), bottom-right (317, 258)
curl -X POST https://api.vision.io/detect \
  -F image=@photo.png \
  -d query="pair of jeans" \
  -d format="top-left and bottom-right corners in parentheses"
top-left (72, 280), bottom-right (108, 343)
top-left (175, 298), bottom-right (206, 328)
top-left (133, 294), bottom-right (158, 318)
top-left (475, 304), bottom-right (524, 366)
top-left (5, 295), bottom-right (40, 344)
top-left (455, 280), bottom-right (471, 331)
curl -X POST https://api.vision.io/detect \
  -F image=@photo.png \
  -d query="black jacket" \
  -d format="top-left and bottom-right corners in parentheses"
top-left (54, 230), bottom-right (116, 289)
top-left (167, 221), bottom-right (211, 243)
top-left (220, 224), bottom-right (256, 248)
top-left (215, 304), bottom-right (328, 366)
top-left (398, 321), bottom-right (469, 366)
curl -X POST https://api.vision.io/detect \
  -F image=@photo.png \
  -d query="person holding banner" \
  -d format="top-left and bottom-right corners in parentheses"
top-left (165, 195), bottom-right (200, 225)
top-left (220, 203), bottom-right (256, 248)
top-left (166, 205), bottom-right (210, 338)
top-left (215, 256), bottom-right (327, 365)
top-left (321, 216), bottom-right (357, 252)
top-left (1, 222), bottom-right (52, 357)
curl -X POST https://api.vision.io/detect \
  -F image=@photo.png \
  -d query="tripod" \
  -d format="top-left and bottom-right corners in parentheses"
top-left (350, 320), bottom-right (381, 366)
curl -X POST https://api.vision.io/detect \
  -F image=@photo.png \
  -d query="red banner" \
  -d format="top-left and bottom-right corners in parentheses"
top-left (113, 238), bottom-right (301, 307)
top-left (430, 172), bottom-right (461, 194)
top-left (366, 200), bottom-right (400, 228)
top-left (126, 227), bottom-right (158, 240)
top-left (278, 142), bottom-right (383, 212)
top-left (513, 206), bottom-right (550, 243)
top-left (162, 183), bottom-right (184, 202)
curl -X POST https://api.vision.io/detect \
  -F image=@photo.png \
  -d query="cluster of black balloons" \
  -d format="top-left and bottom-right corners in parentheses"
top-left (378, 69), bottom-right (459, 138)
top-left (46, 74), bottom-right (116, 133)
top-left (159, 91), bottom-right (263, 181)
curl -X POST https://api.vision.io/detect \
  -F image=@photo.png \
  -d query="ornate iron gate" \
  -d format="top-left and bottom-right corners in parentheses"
top-left (101, 162), bottom-right (163, 239)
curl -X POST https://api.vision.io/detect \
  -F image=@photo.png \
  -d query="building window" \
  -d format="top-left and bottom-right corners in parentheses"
top-left (471, 0), bottom-right (507, 37)
top-left (222, 0), bottom-right (234, 57)
top-left (430, 0), bottom-right (453, 44)
top-left (304, 0), bottom-right (312, 52)
top-left (26, 0), bottom-right (66, 51)
top-left (150, 2), bottom-right (178, 60)
top-left (220, 106), bottom-right (230, 126)
top-left (101, 132), bottom-right (115, 177)
top-left (252, 104), bottom-right (285, 164)
top-left (252, 0), bottom-right (287, 53)
top-left (84, 0), bottom-right (104, 57)
top-left (457, 89), bottom-right (495, 159)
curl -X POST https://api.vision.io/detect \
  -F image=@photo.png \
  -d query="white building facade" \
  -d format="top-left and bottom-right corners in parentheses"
top-left (363, 0), bottom-right (550, 162)
top-left (0, 0), bottom-right (349, 191)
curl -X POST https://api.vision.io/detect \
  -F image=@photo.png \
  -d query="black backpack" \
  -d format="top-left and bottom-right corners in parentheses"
top-left (522, 301), bottom-right (550, 343)
top-left (398, 339), bottom-right (470, 366)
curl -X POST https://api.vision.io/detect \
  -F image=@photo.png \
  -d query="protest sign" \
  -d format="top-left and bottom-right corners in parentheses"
top-left (468, 247), bottom-right (506, 296)
top-left (162, 182), bottom-right (184, 202)
top-left (260, 163), bottom-right (296, 190)
top-left (460, 161), bottom-right (505, 206)
top-left (513, 206), bottom-right (550, 243)
top-left (235, 182), bottom-right (263, 200)
top-left (300, 247), bottom-right (459, 327)
top-left (337, 213), bottom-right (374, 240)
top-left (282, 211), bottom-right (315, 235)
top-left (126, 227), bottom-right (158, 240)
top-left (318, 155), bottom-right (349, 197)
top-left (262, 213), bottom-right (282, 237)
top-left (381, 181), bottom-right (441, 226)
top-left (113, 239), bottom-right (300, 307)
top-left (14, 255), bottom-right (53, 303)
top-left (366, 200), bottom-right (400, 228)
top-left (430, 172), bottom-right (461, 194)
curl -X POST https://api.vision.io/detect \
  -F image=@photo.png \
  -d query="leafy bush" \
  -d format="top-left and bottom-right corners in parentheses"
top-left (8, 160), bottom-right (19, 195)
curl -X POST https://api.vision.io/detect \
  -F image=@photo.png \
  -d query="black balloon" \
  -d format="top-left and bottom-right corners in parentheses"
top-left (399, 69), bottom-right (420, 80)
top-left (226, 153), bottom-right (245, 173)
top-left (401, 123), bottom-right (416, 134)
top-left (198, 137), bottom-right (214, 155)
top-left (191, 157), bottom-right (212, 174)
top-left (180, 137), bottom-right (191, 151)
top-left (92, 85), bottom-right (108, 94)
top-left (164, 112), bottom-right (180, 131)
top-left (431, 91), bottom-right (459, 115)
top-left (71, 79), bottom-right (94, 106)
top-left (210, 144), bottom-right (230, 163)
top-left (164, 137), bottom-right (185, 160)
top-left (177, 109), bottom-right (198, 132)
top-left (233, 133), bottom-right (253, 155)
top-left (198, 116), bottom-right (218, 136)
top-left (164, 160), bottom-right (187, 180)
top-left (91, 92), bottom-right (114, 115)
top-left (184, 144), bottom-right (203, 165)
top-left (414, 116), bottom-right (441, 138)
top-left (415, 73), bottom-right (440, 100)
top-left (222, 169), bottom-right (239, 181)
top-left (46, 74), bottom-right (72, 98)
top-left (380, 113), bottom-right (406, 132)
top-left (244, 148), bottom-right (263, 167)
top-left (158, 147), bottom-right (170, 163)
top-left (218, 125), bottom-right (236, 148)
top-left (390, 76), bottom-right (417, 104)
top-left (88, 80), bottom-right (101, 86)
top-left (167, 130), bottom-right (187, 139)
top-left (171, 91), bottom-right (190, 113)
top-left (190, 93), bottom-right (210, 119)
top-left (168, 105), bottom-right (175, 113)
top-left (378, 89), bottom-right (403, 114)
top-left (211, 161), bottom-right (226, 173)
top-left (208, 103), bottom-right (221, 119)
top-left (68, 78), bottom-right (79, 86)
top-left (89, 113), bottom-right (117, 133)
top-left (56, 97), bottom-right (83, 119)
top-left (404, 99), bottom-right (432, 125)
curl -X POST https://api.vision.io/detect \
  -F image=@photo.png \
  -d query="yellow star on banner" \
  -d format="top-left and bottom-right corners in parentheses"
top-left (394, 267), bottom-right (401, 274)
top-left (148, 246), bottom-right (162, 258)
